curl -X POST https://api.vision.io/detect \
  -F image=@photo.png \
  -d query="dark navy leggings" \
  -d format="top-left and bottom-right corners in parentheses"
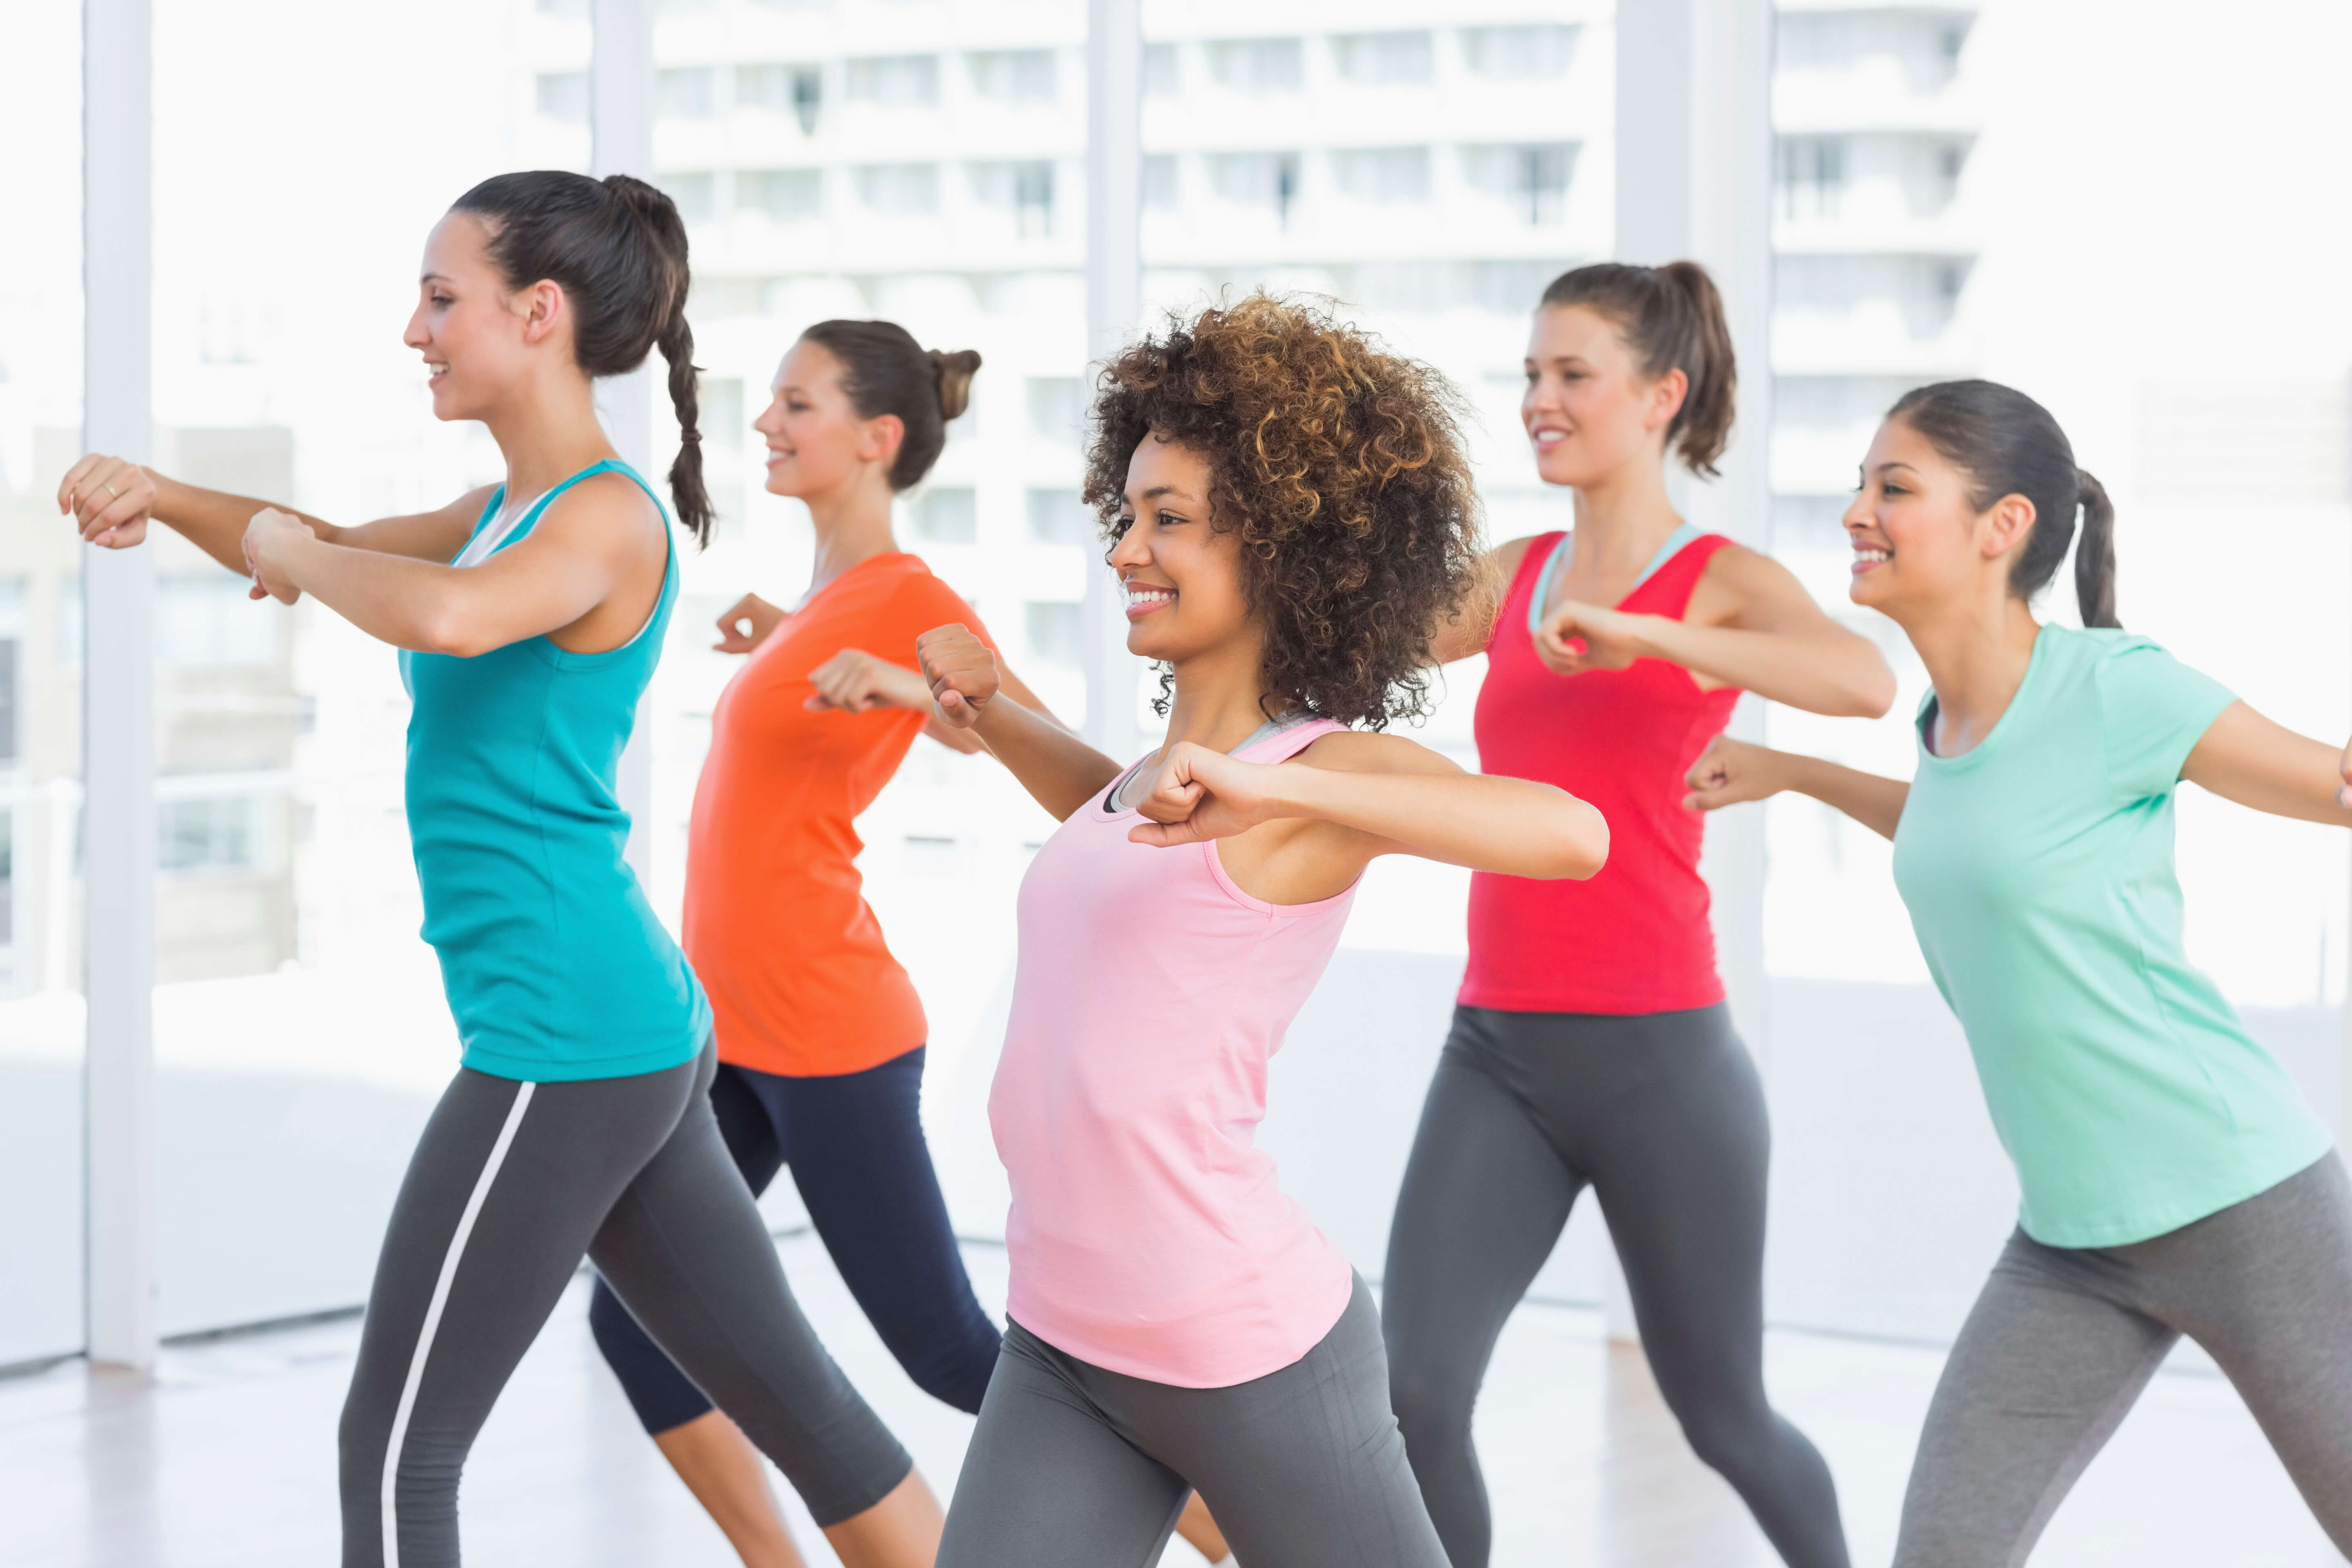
top-left (590, 1046), bottom-right (1003, 1429)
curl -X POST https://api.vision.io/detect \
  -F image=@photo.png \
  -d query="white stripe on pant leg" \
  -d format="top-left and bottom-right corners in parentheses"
top-left (380, 1080), bottom-right (536, 1568)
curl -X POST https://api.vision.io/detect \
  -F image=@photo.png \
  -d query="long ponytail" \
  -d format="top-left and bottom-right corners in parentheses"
top-left (2073, 468), bottom-right (2118, 629)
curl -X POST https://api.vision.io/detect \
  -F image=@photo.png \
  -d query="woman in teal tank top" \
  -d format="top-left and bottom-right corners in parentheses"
top-left (1680, 380), bottom-right (2352, 1563)
top-left (60, 172), bottom-right (942, 1568)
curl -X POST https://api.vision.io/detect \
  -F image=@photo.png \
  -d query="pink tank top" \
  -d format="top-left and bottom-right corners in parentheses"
top-left (989, 719), bottom-right (1359, 1388)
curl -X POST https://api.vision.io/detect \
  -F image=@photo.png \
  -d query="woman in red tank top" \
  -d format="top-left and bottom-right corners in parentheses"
top-left (1381, 263), bottom-right (1895, 1568)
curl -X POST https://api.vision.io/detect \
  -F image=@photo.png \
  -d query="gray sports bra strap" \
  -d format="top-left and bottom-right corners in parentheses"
top-left (1526, 522), bottom-right (1705, 638)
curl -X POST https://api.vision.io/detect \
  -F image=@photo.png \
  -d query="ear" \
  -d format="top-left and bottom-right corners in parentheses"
top-left (1644, 367), bottom-right (1689, 434)
top-left (860, 412), bottom-right (906, 471)
top-left (1979, 492), bottom-right (2038, 561)
top-left (519, 280), bottom-right (567, 346)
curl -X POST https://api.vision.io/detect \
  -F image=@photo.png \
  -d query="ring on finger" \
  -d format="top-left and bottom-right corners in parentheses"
top-left (102, 481), bottom-right (120, 499)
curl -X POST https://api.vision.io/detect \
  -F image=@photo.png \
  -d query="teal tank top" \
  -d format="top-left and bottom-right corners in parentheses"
top-left (400, 459), bottom-right (710, 1082)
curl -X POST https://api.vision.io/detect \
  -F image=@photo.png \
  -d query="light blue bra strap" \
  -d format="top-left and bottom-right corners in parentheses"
top-left (1526, 523), bottom-right (1704, 638)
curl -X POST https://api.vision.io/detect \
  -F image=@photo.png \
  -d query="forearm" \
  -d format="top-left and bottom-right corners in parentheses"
top-left (276, 535), bottom-right (482, 653)
top-left (1272, 766), bottom-right (1606, 879)
top-left (969, 699), bottom-right (1123, 819)
top-left (1636, 617), bottom-right (1893, 718)
top-left (155, 474), bottom-right (339, 573)
top-left (1779, 752), bottom-right (1909, 840)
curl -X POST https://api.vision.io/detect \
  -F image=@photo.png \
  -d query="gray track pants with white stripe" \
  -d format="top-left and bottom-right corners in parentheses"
top-left (338, 1043), bottom-right (912, 1567)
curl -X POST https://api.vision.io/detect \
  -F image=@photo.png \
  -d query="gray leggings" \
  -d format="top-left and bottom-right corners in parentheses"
top-left (1383, 1004), bottom-right (1847, 1568)
top-left (1895, 1153), bottom-right (2352, 1566)
top-left (936, 1274), bottom-right (1448, 1568)
top-left (338, 1045), bottom-right (911, 1567)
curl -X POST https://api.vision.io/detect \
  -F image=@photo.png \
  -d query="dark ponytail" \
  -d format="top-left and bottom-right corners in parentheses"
top-left (797, 320), bottom-right (981, 491)
top-left (451, 170), bottom-right (713, 545)
top-left (1886, 379), bottom-right (2120, 628)
top-left (1539, 259), bottom-right (1737, 476)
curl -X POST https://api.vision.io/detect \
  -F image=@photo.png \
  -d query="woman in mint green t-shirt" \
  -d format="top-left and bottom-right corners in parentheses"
top-left (1684, 380), bottom-right (2352, 1565)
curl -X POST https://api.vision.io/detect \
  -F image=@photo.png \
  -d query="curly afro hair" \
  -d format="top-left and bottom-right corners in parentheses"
top-left (1084, 294), bottom-right (1483, 731)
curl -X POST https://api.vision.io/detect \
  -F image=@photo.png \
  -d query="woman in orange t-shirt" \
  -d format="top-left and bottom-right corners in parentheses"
top-left (586, 320), bottom-right (1230, 1568)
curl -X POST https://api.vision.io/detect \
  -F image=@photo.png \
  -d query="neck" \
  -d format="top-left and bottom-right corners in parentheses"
top-left (481, 370), bottom-right (618, 500)
top-left (1898, 589), bottom-right (2042, 748)
top-left (799, 467), bottom-right (901, 593)
top-left (1569, 450), bottom-right (1682, 564)
top-left (1155, 631), bottom-right (1282, 758)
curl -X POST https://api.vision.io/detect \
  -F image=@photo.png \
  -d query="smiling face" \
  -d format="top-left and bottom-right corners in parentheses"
top-left (1521, 304), bottom-right (1686, 489)
top-left (751, 339), bottom-right (900, 499)
top-left (403, 213), bottom-right (549, 423)
top-left (1845, 414), bottom-right (2035, 621)
top-left (1108, 434), bottom-right (1256, 666)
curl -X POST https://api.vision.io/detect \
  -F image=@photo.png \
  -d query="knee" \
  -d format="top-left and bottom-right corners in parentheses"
top-left (884, 1312), bottom-right (1002, 1416)
top-left (1670, 1392), bottom-right (1781, 1482)
top-left (1384, 1349), bottom-right (1477, 1453)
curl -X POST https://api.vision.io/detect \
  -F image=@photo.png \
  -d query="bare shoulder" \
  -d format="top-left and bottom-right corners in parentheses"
top-left (528, 470), bottom-right (666, 553)
top-left (1489, 535), bottom-right (1544, 579)
top-left (1296, 728), bottom-right (1464, 777)
top-left (1692, 539), bottom-right (1826, 625)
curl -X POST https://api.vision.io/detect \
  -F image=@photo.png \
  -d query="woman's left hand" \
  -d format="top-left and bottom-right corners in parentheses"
top-left (1128, 742), bottom-right (1279, 847)
top-left (1534, 601), bottom-right (1654, 676)
top-left (804, 648), bottom-right (933, 714)
top-left (241, 507), bottom-right (314, 604)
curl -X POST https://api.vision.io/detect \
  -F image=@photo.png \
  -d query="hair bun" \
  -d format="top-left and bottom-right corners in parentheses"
top-left (929, 348), bottom-right (983, 421)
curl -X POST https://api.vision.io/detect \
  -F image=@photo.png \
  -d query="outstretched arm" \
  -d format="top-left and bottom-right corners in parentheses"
top-left (60, 452), bottom-right (484, 575)
top-left (1683, 733), bottom-right (1910, 841)
top-left (802, 645), bottom-right (1069, 758)
top-left (2181, 702), bottom-right (2352, 826)
top-left (915, 624), bottom-right (1123, 818)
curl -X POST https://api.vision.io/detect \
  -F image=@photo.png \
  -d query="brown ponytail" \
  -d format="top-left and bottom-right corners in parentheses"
top-left (931, 348), bottom-right (982, 422)
top-left (452, 169), bottom-right (714, 545)
top-left (2073, 468), bottom-right (2118, 629)
top-left (1539, 259), bottom-right (1738, 477)
top-left (799, 321), bottom-right (981, 490)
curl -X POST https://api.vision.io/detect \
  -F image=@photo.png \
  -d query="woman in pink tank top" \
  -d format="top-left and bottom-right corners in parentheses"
top-left (901, 298), bottom-right (1607, 1568)
top-left (1381, 263), bottom-right (1896, 1568)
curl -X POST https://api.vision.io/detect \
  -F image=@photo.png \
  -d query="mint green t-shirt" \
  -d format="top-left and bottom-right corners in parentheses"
top-left (1890, 625), bottom-right (2332, 1248)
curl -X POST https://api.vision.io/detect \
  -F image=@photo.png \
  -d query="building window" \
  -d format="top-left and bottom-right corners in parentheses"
top-left (846, 54), bottom-right (940, 109)
top-left (159, 797), bottom-right (258, 876)
top-left (737, 64), bottom-right (824, 135)
top-left (535, 71), bottom-right (588, 126)
top-left (968, 160), bottom-right (1055, 237)
top-left (1205, 151), bottom-right (1301, 226)
top-left (158, 577), bottom-right (278, 669)
top-left (1143, 42), bottom-right (1180, 96)
top-left (1330, 147), bottom-right (1432, 207)
top-left (1026, 378), bottom-right (1085, 445)
top-left (1459, 24), bottom-right (1579, 82)
top-left (0, 639), bottom-right (16, 765)
top-left (662, 172), bottom-right (718, 225)
top-left (1026, 489), bottom-right (1096, 546)
top-left (1143, 154), bottom-right (1180, 212)
top-left (909, 488), bottom-right (978, 545)
top-left (1777, 135), bottom-right (1848, 220)
top-left (968, 49), bottom-right (1056, 107)
top-left (853, 163), bottom-right (940, 217)
top-left (657, 67), bottom-right (718, 120)
top-left (1461, 143), bottom-right (1577, 225)
top-left (1205, 38), bottom-right (1304, 95)
top-left (739, 168), bottom-right (824, 223)
top-left (1331, 31), bottom-right (1433, 87)
top-left (1023, 601), bottom-right (1084, 670)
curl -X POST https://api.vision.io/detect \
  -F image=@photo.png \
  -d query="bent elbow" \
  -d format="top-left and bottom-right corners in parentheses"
top-left (1548, 803), bottom-right (1609, 881)
top-left (419, 609), bottom-right (490, 659)
top-left (1844, 657), bottom-right (1899, 719)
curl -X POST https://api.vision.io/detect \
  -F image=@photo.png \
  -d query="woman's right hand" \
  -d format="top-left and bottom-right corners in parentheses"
top-left (58, 453), bottom-right (159, 549)
top-left (914, 623), bottom-right (1000, 729)
top-left (713, 592), bottom-right (784, 653)
top-left (1682, 735), bottom-right (1787, 812)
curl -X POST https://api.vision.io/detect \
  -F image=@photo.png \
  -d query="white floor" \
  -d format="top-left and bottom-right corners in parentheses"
top-left (0, 1234), bottom-right (2337, 1568)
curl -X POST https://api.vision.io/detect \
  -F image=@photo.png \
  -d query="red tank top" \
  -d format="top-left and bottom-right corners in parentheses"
top-left (1460, 530), bottom-right (1741, 1015)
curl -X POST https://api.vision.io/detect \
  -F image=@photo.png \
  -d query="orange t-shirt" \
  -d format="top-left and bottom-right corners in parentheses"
top-left (683, 552), bottom-right (991, 1078)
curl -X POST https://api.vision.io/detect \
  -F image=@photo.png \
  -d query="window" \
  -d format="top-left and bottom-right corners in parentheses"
top-left (662, 172), bottom-right (718, 225)
top-left (910, 488), bottom-right (977, 545)
top-left (853, 163), bottom-right (939, 218)
top-left (657, 67), bottom-right (717, 120)
top-left (0, 639), bottom-right (16, 764)
top-left (1461, 143), bottom-right (1577, 225)
top-left (739, 168), bottom-right (824, 223)
top-left (1459, 24), bottom-right (1579, 82)
top-left (535, 71), bottom-right (588, 126)
top-left (967, 49), bottom-right (1056, 107)
top-left (1204, 38), bottom-right (1304, 95)
top-left (1776, 135), bottom-right (1848, 220)
top-left (737, 64), bottom-right (824, 135)
top-left (1026, 489), bottom-right (1096, 546)
top-left (1205, 151), bottom-right (1301, 225)
top-left (1143, 42), bottom-right (1180, 96)
top-left (1329, 147), bottom-right (1432, 207)
top-left (846, 54), bottom-right (940, 109)
top-left (969, 160), bottom-right (1055, 237)
top-left (1331, 32), bottom-right (1433, 87)
top-left (158, 796), bottom-right (258, 876)
top-left (1142, 154), bottom-right (1179, 212)
top-left (1025, 378), bottom-right (1084, 445)
top-left (158, 577), bottom-right (278, 668)
top-left (1023, 601), bottom-right (1084, 670)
